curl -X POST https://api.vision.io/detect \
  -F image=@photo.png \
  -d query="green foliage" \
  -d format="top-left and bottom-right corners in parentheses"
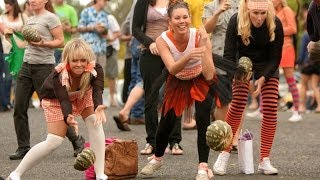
top-left (288, 0), bottom-right (298, 12)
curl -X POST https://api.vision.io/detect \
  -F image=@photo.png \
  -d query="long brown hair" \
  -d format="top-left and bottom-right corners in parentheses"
top-left (45, 0), bottom-right (55, 13)
top-left (4, 0), bottom-right (22, 19)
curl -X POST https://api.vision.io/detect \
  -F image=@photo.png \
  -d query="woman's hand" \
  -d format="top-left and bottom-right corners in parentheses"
top-left (4, 27), bottom-right (14, 35)
top-left (29, 39), bottom-right (44, 47)
top-left (4, 28), bottom-right (14, 40)
top-left (188, 46), bottom-right (205, 60)
top-left (66, 114), bottom-right (78, 135)
top-left (198, 26), bottom-right (209, 47)
top-left (217, 0), bottom-right (231, 14)
top-left (149, 42), bottom-right (159, 55)
top-left (252, 76), bottom-right (265, 98)
top-left (94, 105), bottom-right (107, 126)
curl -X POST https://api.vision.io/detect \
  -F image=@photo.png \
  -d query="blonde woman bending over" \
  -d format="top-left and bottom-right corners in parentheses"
top-left (7, 39), bottom-right (108, 180)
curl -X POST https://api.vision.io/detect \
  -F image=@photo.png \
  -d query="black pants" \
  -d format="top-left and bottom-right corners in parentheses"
top-left (122, 58), bottom-right (131, 103)
top-left (13, 63), bottom-right (79, 148)
top-left (139, 51), bottom-right (181, 147)
top-left (155, 93), bottom-right (213, 163)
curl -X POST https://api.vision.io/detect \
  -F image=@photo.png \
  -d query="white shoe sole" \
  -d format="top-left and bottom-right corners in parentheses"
top-left (257, 168), bottom-right (278, 175)
top-left (213, 167), bottom-right (226, 176)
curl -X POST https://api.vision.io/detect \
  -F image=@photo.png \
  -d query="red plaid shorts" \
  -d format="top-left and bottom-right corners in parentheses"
top-left (41, 88), bottom-right (94, 123)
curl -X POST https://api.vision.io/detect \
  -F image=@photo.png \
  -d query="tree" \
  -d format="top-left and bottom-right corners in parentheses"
top-left (105, 0), bottom-right (133, 25)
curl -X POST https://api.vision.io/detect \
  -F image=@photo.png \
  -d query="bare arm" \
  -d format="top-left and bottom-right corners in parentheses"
top-left (198, 27), bottom-right (215, 80)
top-left (121, 34), bottom-right (132, 42)
top-left (282, 7), bottom-right (297, 36)
top-left (156, 31), bottom-right (213, 78)
top-left (156, 36), bottom-right (192, 75)
top-left (29, 25), bottom-right (64, 48)
top-left (0, 22), bottom-right (5, 33)
top-left (108, 31), bottom-right (121, 43)
top-left (204, 0), bottom-right (230, 33)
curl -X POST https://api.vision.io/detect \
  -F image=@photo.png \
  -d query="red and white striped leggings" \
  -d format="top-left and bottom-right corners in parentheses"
top-left (225, 78), bottom-right (279, 160)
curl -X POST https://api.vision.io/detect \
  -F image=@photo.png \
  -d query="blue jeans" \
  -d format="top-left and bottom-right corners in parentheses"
top-left (0, 54), bottom-right (13, 109)
top-left (128, 51), bottom-right (145, 120)
top-left (54, 49), bottom-right (62, 64)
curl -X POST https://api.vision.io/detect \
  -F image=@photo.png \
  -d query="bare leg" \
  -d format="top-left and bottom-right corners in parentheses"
top-left (108, 78), bottom-right (117, 107)
top-left (119, 85), bottom-right (144, 122)
top-left (310, 74), bottom-right (320, 112)
top-left (299, 74), bottom-right (310, 112)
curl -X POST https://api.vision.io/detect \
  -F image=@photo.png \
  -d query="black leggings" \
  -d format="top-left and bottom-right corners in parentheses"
top-left (140, 51), bottom-right (181, 147)
top-left (155, 93), bottom-right (213, 163)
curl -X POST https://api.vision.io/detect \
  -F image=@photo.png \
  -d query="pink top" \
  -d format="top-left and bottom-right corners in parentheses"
top-left (145, 5), bottom-right (169, 42)
top-left (276, 6), bottom-right (297, 48)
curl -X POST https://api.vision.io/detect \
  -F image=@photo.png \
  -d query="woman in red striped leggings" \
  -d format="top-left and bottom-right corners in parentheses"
top-left (212, 0), bottom-right (284, 176)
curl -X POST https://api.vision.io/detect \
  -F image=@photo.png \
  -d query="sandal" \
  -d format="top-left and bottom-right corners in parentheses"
top-left (113, 116), bottom-right (131, 131)
top-left (171, 143), bottom-right (183, 155)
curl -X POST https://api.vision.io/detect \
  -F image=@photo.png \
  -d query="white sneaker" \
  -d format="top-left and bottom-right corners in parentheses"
top-left (7, 172), bottom-right (20, 180)
top-left (140, 143), bottom-right (154, 155)
top-left (196, 163), bottom-right (214, 180)
top-left (258, 157), bottom-right (278, 175)
top-left (246, 109), bottom-right (262, 119)
top-left (96, 174), bottom-right (108, 180)
top-left (141, 157), bottom-right (163, 175)
top-left (213, 151), bottom-right (230, 175)
top-left (288, 111), bottom-right (302, 122)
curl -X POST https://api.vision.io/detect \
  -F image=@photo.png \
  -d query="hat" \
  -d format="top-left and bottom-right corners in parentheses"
top-left (247, 0), bottom-right (269, 11)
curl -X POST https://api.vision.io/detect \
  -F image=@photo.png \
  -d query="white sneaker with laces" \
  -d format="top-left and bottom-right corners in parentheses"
top-left (246, 109), bottom-right (262, 119)
top-left (258, 157), bottom-right (278, 175)
top-left (213, 151), bottom-right (230, 175)
top-left (288, 111), bottom-right (302, 122)
top-left (140, 157), bottom-right (163, 175)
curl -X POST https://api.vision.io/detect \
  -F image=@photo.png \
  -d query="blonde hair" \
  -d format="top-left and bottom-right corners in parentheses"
top-left (237, 0), bottom-right (276, 46)
top-left (61, 38), bottom-right (96, 97)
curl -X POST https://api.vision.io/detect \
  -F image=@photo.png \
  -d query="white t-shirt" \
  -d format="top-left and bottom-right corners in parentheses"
top-left (0, 13), bottom-right (28, 54)
top-left (107, 14), bottom-right (120, 51)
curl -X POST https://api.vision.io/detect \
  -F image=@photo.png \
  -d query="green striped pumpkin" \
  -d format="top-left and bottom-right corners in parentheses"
top-left (74, 148), bottom-right (96, 171)
top-left (206, 120), bottom-right (233, 151)
top-left (22, 26), bottom-right (42, 42)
